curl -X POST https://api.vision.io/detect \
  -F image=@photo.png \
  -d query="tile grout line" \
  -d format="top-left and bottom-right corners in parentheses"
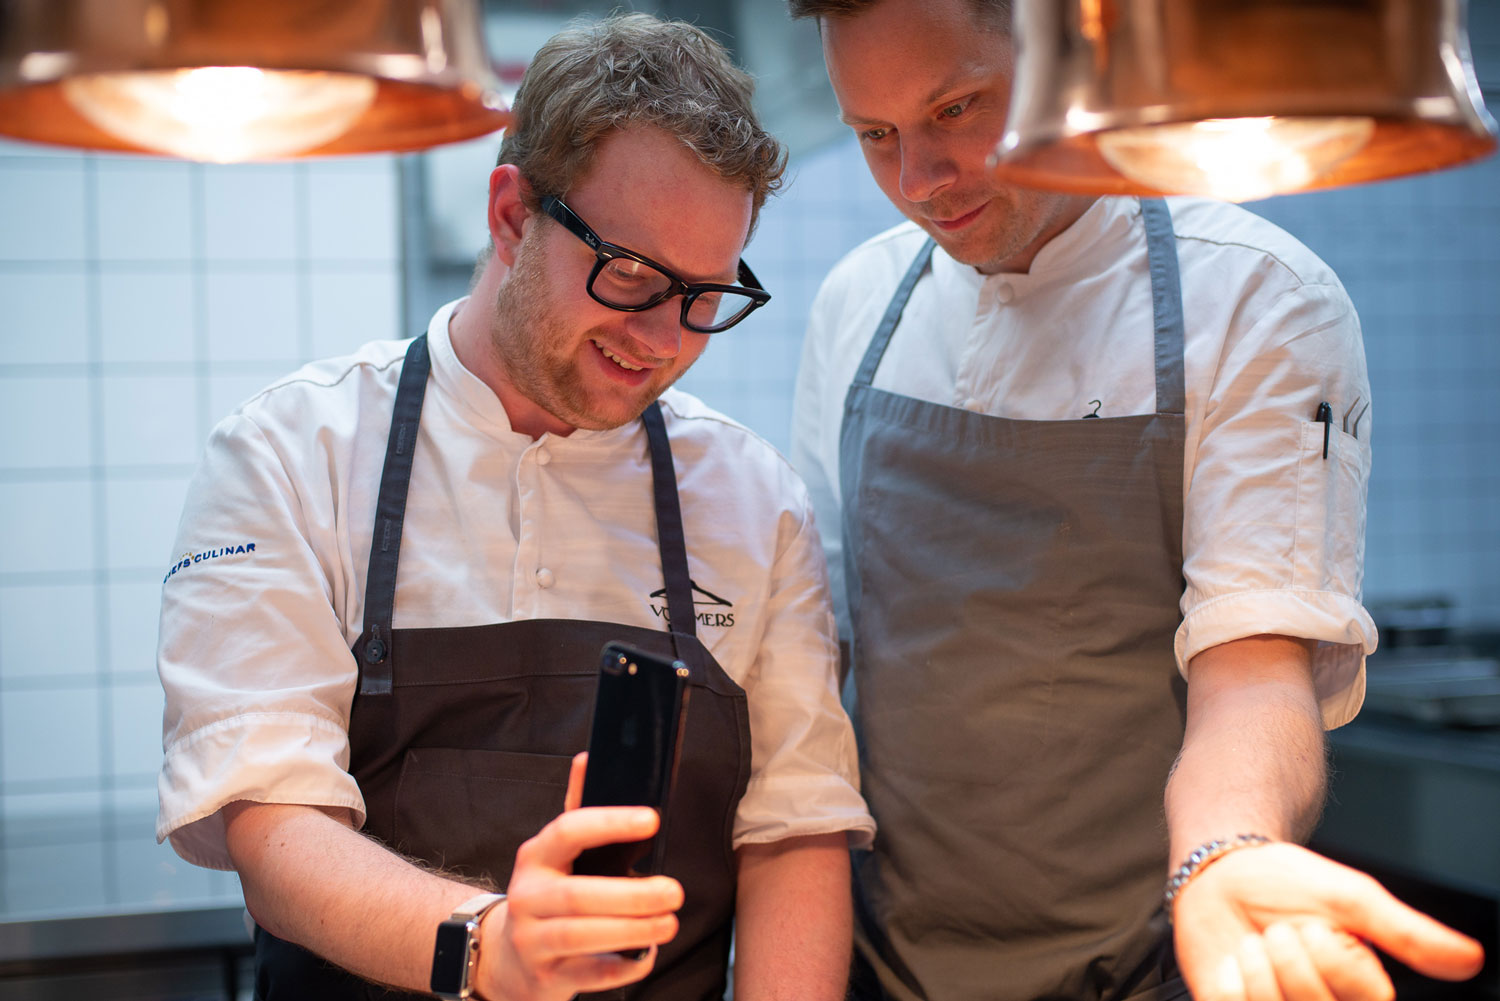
top-left (84, 153), bottom-right (121, 907)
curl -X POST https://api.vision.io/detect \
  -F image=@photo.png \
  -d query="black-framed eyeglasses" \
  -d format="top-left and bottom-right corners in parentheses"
top-left (539, 194), bottom-right (770, 334)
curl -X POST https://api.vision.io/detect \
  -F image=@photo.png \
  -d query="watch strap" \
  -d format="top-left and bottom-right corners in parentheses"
top-left (450, 892), bottom-right (507, 923)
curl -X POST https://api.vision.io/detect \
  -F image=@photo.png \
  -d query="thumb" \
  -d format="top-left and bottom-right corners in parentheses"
top-left (1347, 879), bottom-right (1484, 981)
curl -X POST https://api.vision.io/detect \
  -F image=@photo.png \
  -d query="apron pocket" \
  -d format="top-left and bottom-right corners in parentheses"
top-left (393, 747), bottom-right (572, 887)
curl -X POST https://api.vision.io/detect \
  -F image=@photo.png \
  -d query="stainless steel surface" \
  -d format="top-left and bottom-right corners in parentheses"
top-left (0, 904), bottom-right (249, 965)
top-left (994, 0), bottom-right (1498, 195)
top-left (0, 0), bottom-right (511, 158)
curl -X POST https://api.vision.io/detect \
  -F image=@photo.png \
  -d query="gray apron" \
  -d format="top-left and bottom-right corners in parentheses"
top-left (254, 334), bottom-right (751, 1001)
top-left (840, 200), bottom-right (1191, 1001)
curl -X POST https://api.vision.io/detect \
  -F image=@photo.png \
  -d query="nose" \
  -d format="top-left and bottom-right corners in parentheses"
top-left (897, 133), bottom-right (958, 204)
top-left (623, 300), bottom-right (685, 361)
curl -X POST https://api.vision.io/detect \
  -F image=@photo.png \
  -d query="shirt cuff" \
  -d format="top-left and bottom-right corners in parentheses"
top-left (1176, 588), bottom-right (1376, 729)
top-left (158, 712), bottom-right (366, 870)
top-left (733, 774), bottom-right (877, 850)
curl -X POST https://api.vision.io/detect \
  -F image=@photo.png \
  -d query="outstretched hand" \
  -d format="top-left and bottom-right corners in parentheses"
top-left (477, 753), bottom-right (684, 1001)
top-left (1173, 842), bottom-right (1484, 1001)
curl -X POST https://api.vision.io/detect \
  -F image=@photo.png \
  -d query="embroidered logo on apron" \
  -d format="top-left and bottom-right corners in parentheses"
top-left (649, 581), bottom-right (735, 629)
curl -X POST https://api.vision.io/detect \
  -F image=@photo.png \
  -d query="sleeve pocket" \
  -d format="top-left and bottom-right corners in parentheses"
top-left (393, 747), bottom-right (572, 887)
top-left (1293, 420), bottom-right (1371, 598)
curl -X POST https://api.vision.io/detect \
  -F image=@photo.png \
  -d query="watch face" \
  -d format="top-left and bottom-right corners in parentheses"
top-left (431, 919), bottom-right (476, 998)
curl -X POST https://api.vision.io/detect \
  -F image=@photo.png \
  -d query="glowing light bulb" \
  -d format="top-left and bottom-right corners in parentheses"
top-left (1096, 116), bottom-right (1375, 201)
top-left (62, 67), bottom-right (377, 162)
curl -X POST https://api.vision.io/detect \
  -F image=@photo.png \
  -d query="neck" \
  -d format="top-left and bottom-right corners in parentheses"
top-left (446, 290), bottom-right (574, 441)
top-left (977, 194), bottom-right (1098, 276)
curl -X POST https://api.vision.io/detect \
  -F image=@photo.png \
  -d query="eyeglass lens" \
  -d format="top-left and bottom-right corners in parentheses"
top-left (594, 257), bottom-right (757, 331)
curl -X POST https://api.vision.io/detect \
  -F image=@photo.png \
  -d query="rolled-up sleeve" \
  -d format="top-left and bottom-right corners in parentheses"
top-left (1177, 280), bottom-right (1375, 729)
top-left (732, 495), bottom-right (875, 849)
top-left (157, 413), bottom-right (365, 870)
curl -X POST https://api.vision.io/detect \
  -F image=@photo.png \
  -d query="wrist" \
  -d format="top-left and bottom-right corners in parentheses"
top-left (1163, 833), bottom-right (1273, 921)
top-left (431, 891), bottom-right (507, 1000)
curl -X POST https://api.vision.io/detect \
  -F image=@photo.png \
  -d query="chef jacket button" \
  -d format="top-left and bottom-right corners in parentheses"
top-left (535, 567), bottom-right (555, 588)
top-left (535, 446), bottom-right (552, 466)
top-left (995, 282), bottom-right (1015, 304)
top-left (963, 398), bottom-right (985, 412)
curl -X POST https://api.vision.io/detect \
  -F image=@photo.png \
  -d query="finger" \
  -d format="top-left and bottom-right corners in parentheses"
top-left (1202, 952), bottom-right (1249, 1001)
top-left (564, 752), bottom-right (588, 812)
top-left (545, 945), bottom-right (659, 995)
top-left (522, 874), bottom-right (684, 921)
top-left (1238, 933), bottom-right (1287, 1001)
top-left (1337, 876), bottom-right (1486, 981)
top-left (1296, 920), bottom-right (1393, 1001)
top-left (517, 912), bottom-right (679, 963)
top-left (520, 806), bottom-right (660, 870)
top-left (1262, 923), bottom-right (1335, 1001)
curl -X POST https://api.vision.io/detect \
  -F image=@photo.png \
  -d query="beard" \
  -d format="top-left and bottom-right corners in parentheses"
top-left (487, 229), bottom-right (685, 433)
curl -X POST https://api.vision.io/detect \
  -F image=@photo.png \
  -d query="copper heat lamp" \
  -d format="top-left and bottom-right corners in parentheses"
top-left (0, 0), bottom-right (510, 162)
top-left (992, 0), bottom-right (1497, 201)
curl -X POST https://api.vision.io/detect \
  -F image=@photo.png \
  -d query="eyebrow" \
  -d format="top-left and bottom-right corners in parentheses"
top-left (837, 65), bottom-right (993, 128)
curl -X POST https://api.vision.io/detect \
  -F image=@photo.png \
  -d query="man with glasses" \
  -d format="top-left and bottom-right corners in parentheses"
top-left (156, 14), bottom-right (872, 1001)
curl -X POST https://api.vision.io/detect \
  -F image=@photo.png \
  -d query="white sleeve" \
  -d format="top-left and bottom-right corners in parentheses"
top-left (157, 413), bottom-right (364, 870)
top-left (1177, 280), bottom-right (1375, 729)
top-left (789, 274), bottom-right (850, 631)
top-left (731, 490), bottom-right (875, 849)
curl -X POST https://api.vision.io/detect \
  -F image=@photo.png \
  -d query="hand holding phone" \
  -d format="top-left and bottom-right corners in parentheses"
top-left (572, 642), bottom-right (690, 879)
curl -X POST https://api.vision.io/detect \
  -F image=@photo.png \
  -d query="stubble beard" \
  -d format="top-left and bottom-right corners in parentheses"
top-left (489, 235), bottom-right (677, 432)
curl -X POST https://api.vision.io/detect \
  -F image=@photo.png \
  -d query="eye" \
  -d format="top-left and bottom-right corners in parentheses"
top-left (938, 97), bottom-right (973, 120)
top-left (859, 125), bottom-right (891, 143)
top-left (601, 258), bottom-right (654, 285)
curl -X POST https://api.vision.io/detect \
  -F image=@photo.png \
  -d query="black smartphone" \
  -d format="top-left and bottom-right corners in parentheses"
top-left (572, 642), bottom-right (690, 879)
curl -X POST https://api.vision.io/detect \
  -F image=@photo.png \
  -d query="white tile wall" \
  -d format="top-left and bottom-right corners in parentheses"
top-left (0, 164), bottom-right (90, 261)
top-left (307, 269), bottom-right (404, 352)
top-left (204, 269), bottom-right (302, 363)
top-left (0, 271), bottom-right (92, 364)
top-left (0, 375), bottom-right (93, 468)
top-left (306, 165), bottom-right (401, 262)
top-left (1, 687), bottom-right (103, 785)
top-left (107, 579), bottom-right (168, 682)
top-left (0, 584), bottom-right (99, 682)
top-left (103, 476), bottom-right (194, 571)
top-left (109, 682), bottom-right (169, 779)
top-left (97, 270), bottom-right (197, 364)
top-left (0, 480), bottom-right (97, 575)
top-left (202, 165), bottom-right (299, 261)
top-left (93, 160), bottom-right (196, 261)
top-left (100, 374), bottom-right (202, 466)
top-left (0, 143), bottom-right (401, 919)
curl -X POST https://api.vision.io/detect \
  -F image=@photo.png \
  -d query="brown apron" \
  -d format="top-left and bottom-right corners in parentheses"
top-left (841, 200), bottom-right (1191, 1001)
top-left (254, 334), bottom-right (751, 1001)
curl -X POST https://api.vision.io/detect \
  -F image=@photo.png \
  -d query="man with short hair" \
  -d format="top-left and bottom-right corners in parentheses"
top-left (787, 1), bottom-right (1485, 999)
top-left (156, 14), bottom-right (872, 1001)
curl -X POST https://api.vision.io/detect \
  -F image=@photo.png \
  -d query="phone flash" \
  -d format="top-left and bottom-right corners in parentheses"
top-left (627, 663), bottom-right (638, 675)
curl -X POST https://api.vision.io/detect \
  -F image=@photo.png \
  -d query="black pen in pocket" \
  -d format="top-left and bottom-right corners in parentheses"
top-left (1316, 401), bottom-right (1333, 460)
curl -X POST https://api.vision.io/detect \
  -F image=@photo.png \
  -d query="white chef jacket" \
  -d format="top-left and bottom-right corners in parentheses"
top-left (159, 299), bottom-right (874, 871)
top-left (792, 196), bottom-right (1374, 729)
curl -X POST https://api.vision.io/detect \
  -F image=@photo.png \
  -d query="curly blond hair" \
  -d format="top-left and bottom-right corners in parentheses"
top-left (498, 13), bottom-right (785, 235)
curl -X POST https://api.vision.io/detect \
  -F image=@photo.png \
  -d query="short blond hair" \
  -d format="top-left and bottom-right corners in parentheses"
top-left (498, 13), bottom-right (785, 235)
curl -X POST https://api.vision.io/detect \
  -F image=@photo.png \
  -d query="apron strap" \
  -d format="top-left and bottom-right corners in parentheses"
top-left (852, 238), bottom-right (936, 388)
top-left (1140, 198), bottom-right (1187, 416)
top-left (641, 400), bottom-right (698, 660)
top-left (356, 334), bottom-right (431, 696)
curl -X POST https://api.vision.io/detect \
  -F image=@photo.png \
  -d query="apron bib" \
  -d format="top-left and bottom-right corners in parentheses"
top-left (255, 335), bottom-right (751, 1001)
top-left (841, 201), bottom-right (1190, 1001)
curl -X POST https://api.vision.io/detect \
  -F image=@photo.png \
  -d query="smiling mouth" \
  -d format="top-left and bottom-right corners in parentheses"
top-left (594, 339), bottom-right (645, 372)
top-left (931, 204), bottom-right (985, 231)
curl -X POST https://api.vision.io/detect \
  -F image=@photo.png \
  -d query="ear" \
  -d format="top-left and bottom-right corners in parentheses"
top-left (488, 164), bottom-right (533, 266)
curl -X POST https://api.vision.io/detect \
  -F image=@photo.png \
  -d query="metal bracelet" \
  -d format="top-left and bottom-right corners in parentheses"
top-left (1163, 833), bottom-right (1273, 920)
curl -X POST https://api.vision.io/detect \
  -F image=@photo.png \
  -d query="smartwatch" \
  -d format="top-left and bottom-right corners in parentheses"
top-left (430, 891), bottom-right (507, 1000)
